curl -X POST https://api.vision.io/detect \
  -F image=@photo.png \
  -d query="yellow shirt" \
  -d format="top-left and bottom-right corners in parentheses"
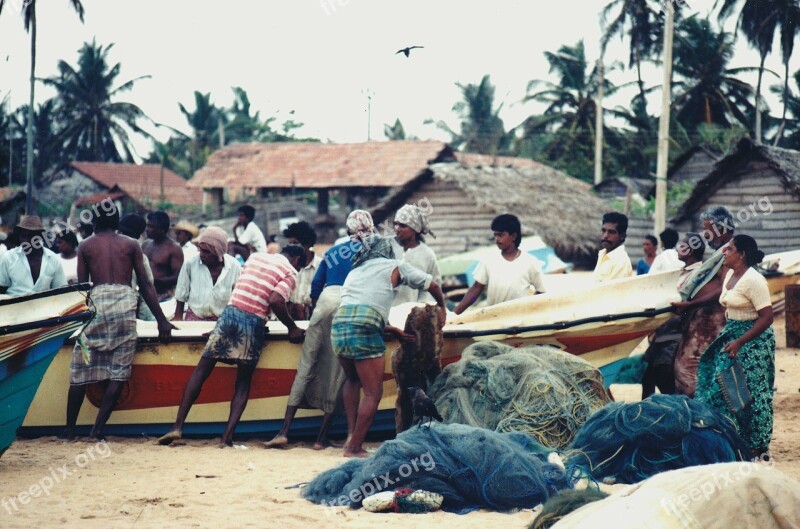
top-left (593, 244), bottom-right (633, 282)
top-left (720, 267), bottom-right (771, 321)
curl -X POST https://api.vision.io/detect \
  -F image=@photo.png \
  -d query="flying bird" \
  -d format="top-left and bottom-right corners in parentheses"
top-left (408, 386), bottom-right (443, 428)
top-left (396, 46), bottom-right (424, 58)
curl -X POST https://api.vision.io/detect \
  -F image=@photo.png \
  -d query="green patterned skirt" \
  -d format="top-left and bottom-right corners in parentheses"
top-left (695, 318), bottom-right (775, 452)
top-left (331, 304), bottom-right (386, 360)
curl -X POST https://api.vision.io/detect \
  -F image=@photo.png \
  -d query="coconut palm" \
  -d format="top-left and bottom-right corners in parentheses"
top-left (44, 40), bottom-right (152, 163)
top-left (384, 118), bottom-right (407, 140)
top-left (770, 69), bottom-right (800, 149)
top-left (771, 0), bottom-right (800, 144)
top-left (177, 91), bottom-right (224, 173)
top-left (671, 16), bottom-right (758, 134)
top-left (0, 0), bottom-right (85, 213)
top-left (601, 0), bottom-right (664, 115)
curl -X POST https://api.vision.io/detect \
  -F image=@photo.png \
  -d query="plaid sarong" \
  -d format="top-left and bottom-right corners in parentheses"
top-left (331, 304), bottom-right (386, 360)
top-left (70, 284), bottom-right (138, 385)
top-left (202, 305), bottom-right (266, 366)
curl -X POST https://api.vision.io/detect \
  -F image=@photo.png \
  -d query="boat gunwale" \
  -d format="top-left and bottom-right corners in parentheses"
top-left (0, 283), bottom-right (91, 307)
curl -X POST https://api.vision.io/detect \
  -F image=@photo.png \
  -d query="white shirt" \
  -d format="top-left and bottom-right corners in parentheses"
top-left (175, 254), bottom-right (242, 318)
top-left (181, 241), bottom-right (199, 263)
top-left (393, 242), bottom-right (441, 305)
top-left (472, 250), bottom-right (545, 306)
top-left (58, 254), bottom-right (79, 284)
top-left (0, 247), bottom-right (67, 296)
top-left (289, 253), bottom-right (322, 305)
top-left (234, 222), bottom-right (267, 253)
top-left (593, 244), bottom-right (633, 282)
top-left (649, 248), bottom-right (684, 274)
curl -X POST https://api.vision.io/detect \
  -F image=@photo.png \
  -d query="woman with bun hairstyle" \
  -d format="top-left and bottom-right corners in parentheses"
top-left (695, 234), bottom-right (775, 457)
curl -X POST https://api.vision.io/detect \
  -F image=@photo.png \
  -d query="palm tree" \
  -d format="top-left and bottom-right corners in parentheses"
top-left (177, 91), bottom-right (224, 174)
top-left (44, 40), bottom-right (152, 163)
top-left (772, 0), bottom-right (800, 144)
top-left (384, 118), bottom-right (407, 140)
top-left (601, 0), bottom-right (664, 115)
top-left (770, 69), bottom-right (800, 149)
top-left (0, 0), bottom-right (85, 213)
top-left (671, 16), bottom-right (757, 134)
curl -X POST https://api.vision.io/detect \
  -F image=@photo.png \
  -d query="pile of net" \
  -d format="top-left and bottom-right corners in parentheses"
top-left (564, 394), bottom-right (751, 484)
top-left (302, 422), bottom-right (569, 513)
top-left (427, 342), bottom-right (611, 449)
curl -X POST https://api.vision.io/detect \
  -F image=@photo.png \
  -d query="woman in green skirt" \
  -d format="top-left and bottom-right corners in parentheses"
top-left (695, 234), bottom-right (775, 458)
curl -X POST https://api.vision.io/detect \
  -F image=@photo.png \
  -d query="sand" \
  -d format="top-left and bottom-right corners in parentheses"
top-left (2, 315), bottom-right (799, 529)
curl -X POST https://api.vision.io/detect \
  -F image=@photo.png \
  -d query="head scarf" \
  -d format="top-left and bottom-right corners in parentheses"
top-left (394, 204), bottom-right (434, 238)
top-left (196, 226), bottom-right (228, 263)
top-left (346, 210), bottom-right (376, 241)
top-left (351, 234), bottom-right (395, 269)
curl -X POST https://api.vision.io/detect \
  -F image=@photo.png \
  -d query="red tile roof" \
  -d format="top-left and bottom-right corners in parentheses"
top-left (188, 141), bottom-right (455, 189)
top-left (73, 190), bottom-right (130, 207)
top-left (71, 162), bottom-right (203, 206)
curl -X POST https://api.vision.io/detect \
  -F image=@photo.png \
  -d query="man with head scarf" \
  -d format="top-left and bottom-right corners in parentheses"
top-left (174, 227), bottom-right (242, 321)
top-left (142, 211), bottom-right (184, 301)
top-left (392, 204), bottom-right (442, 306)
top-left (330, 210), bottom-right (447, 458)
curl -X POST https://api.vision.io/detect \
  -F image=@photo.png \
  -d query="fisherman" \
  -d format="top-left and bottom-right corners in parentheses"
top-left (649, 228), bottom-right (683, 273)
top-left (54, 231), bottom-right (80, 285)
top-left (174, 219), bottom-right (200, 262)
top-left (265, 230), bottom-right (361, 450)
top-left (0, 216), bottom-right (67, 296)
top-left (142, 211), bottom-right (184, 301)
top-left (62, 204), bottom-right (174, 440)
top-left (229, 204), bottom-right (267, 260)
top-left (173, 227), bottom-right (241, 321)
top-left (636, 235), bottom-right (658, 275)
top-left (283, 221), bottom-right (322, 321)
top-left (593, 212), bottom-right (633, 282)
top-left (157, 245), bottom-right (307, 448)
top-left (331, 210), bottom-right (446, 458)
top-left (391, 204), bottom-right (442, 306)
top-left (454, 213), bottom-right (545, 315)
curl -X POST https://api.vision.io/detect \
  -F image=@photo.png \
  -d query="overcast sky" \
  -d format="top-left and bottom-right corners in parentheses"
top-left (1, 0), bottom-right (796, 160)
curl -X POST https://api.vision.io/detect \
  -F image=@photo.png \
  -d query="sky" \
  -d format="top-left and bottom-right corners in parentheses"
top-left (1, 0), bottom-right (797, 161)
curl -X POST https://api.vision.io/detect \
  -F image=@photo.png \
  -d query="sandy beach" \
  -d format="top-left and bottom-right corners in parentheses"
top-left (1, 314), bottom-right (798, 529)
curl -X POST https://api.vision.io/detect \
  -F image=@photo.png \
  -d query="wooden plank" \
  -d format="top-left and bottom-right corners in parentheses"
top-left (787, 284), bottom-right (800, 348)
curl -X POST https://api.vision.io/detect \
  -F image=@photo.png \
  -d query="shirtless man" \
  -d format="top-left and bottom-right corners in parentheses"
top-left (142, 211), bottom-right (184, 300)
top-left (63, 204), bottom-right (174, 440)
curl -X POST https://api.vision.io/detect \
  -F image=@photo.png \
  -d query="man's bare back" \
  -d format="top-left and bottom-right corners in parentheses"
top-left (78, 231), bottom-right (142, 286)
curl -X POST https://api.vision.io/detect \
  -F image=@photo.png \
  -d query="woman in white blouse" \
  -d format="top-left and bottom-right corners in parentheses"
top-left (695, 234), bottom-right (775, 458)
top-left (174, 227), bottom-right (241, 321)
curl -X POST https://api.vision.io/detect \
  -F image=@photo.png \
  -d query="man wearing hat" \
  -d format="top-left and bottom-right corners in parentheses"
top-left (174, 220), bottom-right (200, 262)
top-left (392, 204), bottom-right (442, 305)
top-left (0, 215), bottom-right (67, 296)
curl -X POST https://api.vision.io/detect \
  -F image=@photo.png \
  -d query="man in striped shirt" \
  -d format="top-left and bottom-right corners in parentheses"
top-left (158, 245), bottom-right (307, 447)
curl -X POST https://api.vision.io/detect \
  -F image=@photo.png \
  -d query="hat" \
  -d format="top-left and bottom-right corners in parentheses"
top-left (17, 215), bottom-right (45, 232)
top-left (174, 220), bottom-right (199, 238)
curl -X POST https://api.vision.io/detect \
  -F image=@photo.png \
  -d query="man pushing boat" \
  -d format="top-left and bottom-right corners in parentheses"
top-left (62, 203), bottom-right (175, 441)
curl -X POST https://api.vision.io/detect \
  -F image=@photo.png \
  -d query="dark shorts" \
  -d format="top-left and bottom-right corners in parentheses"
top-left (202, 305), bottom-right (266, 366)
top-left (331, 305), bottom-right (386, 361)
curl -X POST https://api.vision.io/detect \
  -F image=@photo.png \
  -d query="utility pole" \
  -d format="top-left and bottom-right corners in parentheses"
top-left (6, 91), bottom-right (11, 187)
top-left (362, 89), bottom-right (374, 141)
top-left (594, 56), bottom-right (604, 186)
top-left (654, 0), bottom-right (675, 235)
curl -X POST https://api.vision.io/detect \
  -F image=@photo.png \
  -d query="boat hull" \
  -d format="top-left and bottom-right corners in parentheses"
top-left (21, 272), bottom-right (681, 439)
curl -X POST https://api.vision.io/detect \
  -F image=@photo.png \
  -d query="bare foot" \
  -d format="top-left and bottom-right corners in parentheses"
top-left (218, 438), bottom-right (233, 449)
top-left (312, 441), bottom-right (328, 451)
top-left (263, 435), bottom-right (289, 449)
top-left (57, 428), bottom-right (75, 441)
top-left (343, 449), bottom-right (370, 458)
top-left (157, 430), bottom-right (182, 446)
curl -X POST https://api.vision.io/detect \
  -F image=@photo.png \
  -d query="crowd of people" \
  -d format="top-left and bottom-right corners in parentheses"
top-left (0, 201), bottom-right (777, 458)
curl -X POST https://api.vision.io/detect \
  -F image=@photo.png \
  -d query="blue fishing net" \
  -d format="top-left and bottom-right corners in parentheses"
top-left (302, 422), bottom-right (569, 513)
top-left (564, 394), bottom-right (751, 484)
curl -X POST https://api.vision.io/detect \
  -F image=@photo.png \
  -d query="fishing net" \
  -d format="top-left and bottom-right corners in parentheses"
top-left (427, 342), bottom-right (611, 449)
top-left (564, 394), bottom-right (751, 484)
top-left (614, 355), bottom-right (647, 384)
top-left (530, 488), bottom-right (609, 529)
top-left (302, 422), bottom-right (569, 513)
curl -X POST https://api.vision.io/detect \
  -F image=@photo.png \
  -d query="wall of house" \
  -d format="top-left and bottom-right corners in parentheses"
top-left (689, 162), bottom-right (800, 255)
top-left (671, 151), bottom-right (719, 186)
top-left (37, 170), bottom-right (105, 214)
top-left (384, 178), bottom-right (502, 258)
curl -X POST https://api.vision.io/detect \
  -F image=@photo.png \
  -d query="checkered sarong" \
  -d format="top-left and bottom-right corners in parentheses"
top-left (202, 305), bottom-right (266, 366)
top-left (331, 304), bottom-right (386, 360)
top-left (70, 284), bottom-right (138, 384)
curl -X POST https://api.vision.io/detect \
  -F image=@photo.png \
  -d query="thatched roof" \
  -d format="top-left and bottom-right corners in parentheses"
top-left (675, 137), bottom-right (800, 220)
top-left (188, 140), bottom-right (456, 189)
top-left (372, 161), bottom-right (611, 261)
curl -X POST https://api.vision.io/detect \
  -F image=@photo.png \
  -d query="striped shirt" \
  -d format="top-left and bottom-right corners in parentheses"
top-left (229, 253), bottom-right (297, 320)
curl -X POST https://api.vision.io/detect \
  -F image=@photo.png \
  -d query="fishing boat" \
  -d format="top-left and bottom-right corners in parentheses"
top-left (760, 249), bottom-right (800, 312)
top-left (0, 285), bottom-right (94, 457)
top-left (21, 270), bottom-right (681, 439)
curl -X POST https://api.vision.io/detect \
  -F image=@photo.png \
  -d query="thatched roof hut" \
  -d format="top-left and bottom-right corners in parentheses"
top-left (674, 137), bottom-right (800, 254)
top-left (371, 161), bottom-right (610, 264)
